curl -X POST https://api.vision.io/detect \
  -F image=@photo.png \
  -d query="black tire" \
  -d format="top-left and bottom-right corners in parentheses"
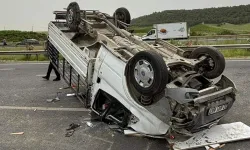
top-left (66, 2), bottom-right (81, 31)
top-left (189, 46), bottom-right (225, 79)
top-left (126, 50), bottom-right (168, 96)
top-left (113, 7), bottom-right (131, 29)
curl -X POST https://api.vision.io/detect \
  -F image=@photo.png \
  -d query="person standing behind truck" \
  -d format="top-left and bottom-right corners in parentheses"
top-left (42, 40), bottom-right (61, 81)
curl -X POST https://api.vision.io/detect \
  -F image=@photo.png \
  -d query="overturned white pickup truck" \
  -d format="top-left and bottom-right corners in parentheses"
top-left (47, 2), bottom-right (236, 137)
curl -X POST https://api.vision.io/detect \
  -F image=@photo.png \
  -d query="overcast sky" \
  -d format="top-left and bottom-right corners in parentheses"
top-left (0, 0), bottom-right (249, 31)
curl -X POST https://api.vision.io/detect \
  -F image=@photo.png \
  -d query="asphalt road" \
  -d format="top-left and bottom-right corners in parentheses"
top-left (0, 60), bottom-right (249, 150)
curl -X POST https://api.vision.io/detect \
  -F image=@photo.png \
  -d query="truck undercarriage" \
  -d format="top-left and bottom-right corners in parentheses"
top-left (47, 2), bottom-right (237, 138)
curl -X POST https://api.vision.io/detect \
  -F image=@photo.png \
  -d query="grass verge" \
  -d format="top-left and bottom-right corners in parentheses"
top-left (0, 55), bottom-right (49, 62)
top-left (220, 49), bottom-right (250, 58)
top-left (0, 46), bottom-right (44, 51)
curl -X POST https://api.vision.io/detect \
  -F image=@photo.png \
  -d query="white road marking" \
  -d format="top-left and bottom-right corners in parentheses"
top-left (36, 74), bottom-right (56, 77)
top-left (0, 106), bottom-right (90, 112)
top-left (0, 68), bottom-right (15, 71)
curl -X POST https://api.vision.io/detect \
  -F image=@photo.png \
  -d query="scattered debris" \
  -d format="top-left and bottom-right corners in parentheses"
top-left (108, 124), bottom-right (120, 130)
top-left (86, 122), bottom-right (94, 128)
top-left (11, 132), bottom-right (24, 135)
top-left (205, 144), bottom-right (220, 150)
top-left (81, 117), bottom-right (100, 122)
top-left (66, 93), bottom-right (76, 97)
top-left (71, 84), bottom-right (77, 88)
top-left (172, 122), bottom-right (250, 150)
top-left (34, 109), bottom-right (37, 112)
top-left (59, 86), bottom-right (70, 90)
top-left (47, 92), bottom-right (61, 103)
top-left (123, 130), bottom-right (167, 139)
top-left (108, 124), bottom-right (124, 133)
top-left (66, 123), bottom-right (81, 131)
top-left (124, 130), bottom-right (139, 135)
top-left (46, 98), bottom-right (60, 103)
top-left (170, 135), bottom-right (175, 140)
top-left (65, 130), bottom-right (75, 137)
top-left (124, 130), bottom-right (145, 137)
top-left (65, 123), bottom-right (81, 137)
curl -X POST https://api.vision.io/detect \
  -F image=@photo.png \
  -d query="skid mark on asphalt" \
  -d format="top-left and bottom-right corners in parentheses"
top-left (0, 106), bottom-right (90, 112)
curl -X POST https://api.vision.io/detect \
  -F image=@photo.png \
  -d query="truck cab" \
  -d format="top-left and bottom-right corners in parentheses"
top-left (141, 29), bottom-right (156, 40)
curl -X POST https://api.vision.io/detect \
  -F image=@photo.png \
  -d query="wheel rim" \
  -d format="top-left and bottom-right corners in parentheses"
top-left (198, 54), bottom-right (216, 72)
top-left (134, 59), bottom-right (154, 88)
top-left (67, 9), bottom-right (74, 24)
top-left (206, 56), bottom-right (215, 70)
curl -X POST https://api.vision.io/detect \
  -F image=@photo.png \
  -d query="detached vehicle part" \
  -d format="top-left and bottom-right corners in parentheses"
top-left (47, 2), bottom-right (237, 138)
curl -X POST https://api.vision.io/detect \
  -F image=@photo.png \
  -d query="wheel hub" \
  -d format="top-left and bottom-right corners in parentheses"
top-left (116, 12), bottom-right (125, 21)
top-left (67, 9), bottom-right (74, 24)
top-left (203, 56), bottom-right (215, 71)
top-left (198, 55), bottom-right (215, 72)
top-left (134, 60), bottom-right (154, 88)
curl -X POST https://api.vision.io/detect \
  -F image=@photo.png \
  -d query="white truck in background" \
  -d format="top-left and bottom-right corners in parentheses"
top-left (141, 22), bottom-right (189, 40)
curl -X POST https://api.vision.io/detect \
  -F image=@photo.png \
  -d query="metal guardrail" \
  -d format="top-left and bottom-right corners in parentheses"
top-left (0, 50), bottom-right (47, 61)
top-left (179, 44), bottom-right (250, 50)
top-left (178, 38), bottom-right (250, 43)
top-left (146, 41), bottom-right (250, 50)
top-left (0, 43), bottom-right (250, 59)
top-left (0, 50), bottom-right (47, 55)
top-left (190, 34), bottom-right (250, 38)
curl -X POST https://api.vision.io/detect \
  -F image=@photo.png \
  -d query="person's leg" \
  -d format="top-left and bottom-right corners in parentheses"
top-left (52, 63), bottom-right (61, 81)
top-left (42, 62), bottom-right (53, 80)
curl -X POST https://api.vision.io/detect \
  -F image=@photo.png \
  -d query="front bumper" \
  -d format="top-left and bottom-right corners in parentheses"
top-left (189, 93), bottom-right (235, 133)
top-left (169, 75), bottom-right (237, 134)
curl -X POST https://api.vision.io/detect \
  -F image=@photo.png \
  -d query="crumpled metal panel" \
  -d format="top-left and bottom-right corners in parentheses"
top-left (171, 122), bottom-right (250, 150)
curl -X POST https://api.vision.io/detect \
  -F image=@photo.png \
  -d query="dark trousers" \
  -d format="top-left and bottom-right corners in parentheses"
top-left (46, 62), bottom-right (60, 78)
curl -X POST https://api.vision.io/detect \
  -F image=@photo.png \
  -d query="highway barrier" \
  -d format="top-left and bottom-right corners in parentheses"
top-left (1, 44), bottom-right (250, 60)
